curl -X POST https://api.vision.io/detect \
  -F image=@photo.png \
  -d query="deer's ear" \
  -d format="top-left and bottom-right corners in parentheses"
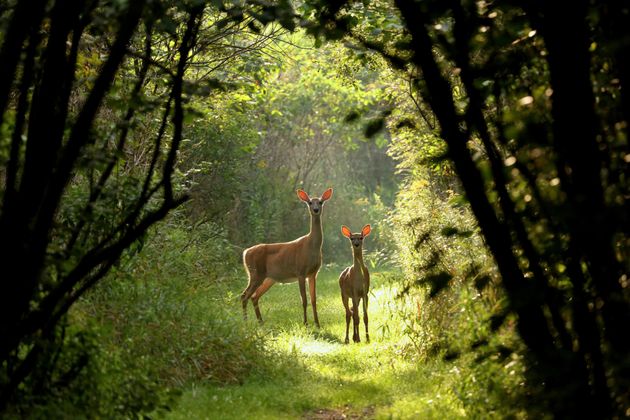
top-left (297, 189), bottom-right (310, 202)
top-left (361, 224), bottom-right (372, 237)
top-left (321, 188), bottom-right (333, 201)
top-left (341, 225), bottom-right (352, 238)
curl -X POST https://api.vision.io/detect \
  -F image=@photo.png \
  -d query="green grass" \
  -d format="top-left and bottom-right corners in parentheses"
top-left (164, 267), bottom-right (468, 419)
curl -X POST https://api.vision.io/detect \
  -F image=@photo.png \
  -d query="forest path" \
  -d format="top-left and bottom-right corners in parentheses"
top-left (165, 268), bottom-right (465, 419)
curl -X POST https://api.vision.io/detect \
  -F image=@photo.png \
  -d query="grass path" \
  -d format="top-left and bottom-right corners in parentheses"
top-left (165, 268), bottom-right (466, 419)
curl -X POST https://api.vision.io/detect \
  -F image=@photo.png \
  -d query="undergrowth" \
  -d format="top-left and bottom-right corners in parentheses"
top-left (60, 220), bottom-right (270, 417)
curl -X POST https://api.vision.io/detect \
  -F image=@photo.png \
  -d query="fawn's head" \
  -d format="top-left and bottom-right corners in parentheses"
top-left (297, 188), bottom-right (333, 216)
top-left (341, 224), bottom-right (371, 250)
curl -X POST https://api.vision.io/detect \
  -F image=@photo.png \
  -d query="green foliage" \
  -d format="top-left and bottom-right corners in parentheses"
top-left (387, 177), bottom-right (528, 416)
top-left (3, 325), bottom-right (173, 419)
top-left (177, 31), bottom-right (400, 263)
top-left (8, 0), bottom-right (626, 416)
top-left (31, 218), bottom-right (267, 417)
top-left (1, 0), bottom-right (209, 408)
top-left (384, 100), bottom-right (532, 415)
top-left (80, 219), bottom-right (267, 384)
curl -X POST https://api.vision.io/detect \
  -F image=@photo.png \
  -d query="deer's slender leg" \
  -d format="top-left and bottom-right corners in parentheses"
top-left (298, 276), bottom-right (308, 325)
top-left (308, 274), bottom-right (320, 328)
top-left (352, 298), bottom-right (361, 343)
top-left (252, 278), bottom-right (275, 324)
top-left (363, 294), bottom-right (369, 343)
top-left (342, 294), bottom-right (351, 344)
top-left (241, 277), bottom-right (261, 320)
top-left (241, 289), bottom-right (249, 319)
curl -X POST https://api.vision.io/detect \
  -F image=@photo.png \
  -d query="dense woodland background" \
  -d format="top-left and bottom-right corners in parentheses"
top-left (0, 0), bottom-right (628, 418)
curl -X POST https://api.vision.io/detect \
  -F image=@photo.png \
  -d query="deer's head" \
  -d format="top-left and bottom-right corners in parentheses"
top-left (341, 224), bottom-right (371, 250)
top-left (297, 188), bottom-right (333, 216)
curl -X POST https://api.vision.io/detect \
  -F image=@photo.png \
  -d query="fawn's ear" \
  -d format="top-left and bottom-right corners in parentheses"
top-left (321, 188), bottom-right (333, 201)
top-left (341, 225), bottom-right (352, 238)
top-left (361, 224), bottom-right (372, 237)
top-left (297, 189), bottom-right (310, 202)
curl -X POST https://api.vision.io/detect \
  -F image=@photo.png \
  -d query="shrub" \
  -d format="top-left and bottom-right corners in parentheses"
top-left (389, 165), bottom-right (528, 416)
top-left (17, 218), bottom-right (271, 417)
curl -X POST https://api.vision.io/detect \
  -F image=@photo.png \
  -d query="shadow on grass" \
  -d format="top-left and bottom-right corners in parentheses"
top-left (311, 329), bottom-right (344, 344)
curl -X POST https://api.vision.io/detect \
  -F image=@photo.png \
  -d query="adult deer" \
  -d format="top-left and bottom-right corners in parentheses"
top-left (241, 188), bottom-right (333, 327)
top-left (339, 224), bottom-right (371, 344)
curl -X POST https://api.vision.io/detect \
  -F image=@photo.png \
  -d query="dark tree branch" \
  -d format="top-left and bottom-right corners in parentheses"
top-left (48, 195), bottom-right (188, 332)
top-left (408, 77), bottom-right (435, 130)
top-left (65, 21), bottom-right (155, 257)
top-left (163, 6), bottom-right (205, 202)
top-left (393, 0), bottom-right (557, 365)
top-left (0, 0), bottom-right (47, 122)
top-left (449, 2), bottom-right (602, 413)
top-left (3, 22), bottom-right (40, 216)
top-left (533, 1), bottom-right (629, 355)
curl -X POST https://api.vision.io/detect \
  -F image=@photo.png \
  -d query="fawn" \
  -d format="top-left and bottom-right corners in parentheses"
top-left (339, 224), bottom-right (371, 343)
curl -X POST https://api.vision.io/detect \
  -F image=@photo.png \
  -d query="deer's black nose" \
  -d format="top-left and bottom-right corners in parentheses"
top-left (313, 208), bottom-right (320, 213)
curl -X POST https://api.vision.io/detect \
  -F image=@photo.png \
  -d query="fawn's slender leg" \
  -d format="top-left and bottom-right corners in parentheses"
top-left (252, 278), bottom-right (275, 323)
top-left (342, 294), bottom-right (351, 344)
top-left (363, 294), bottom-right (370, 343)
top-left (299, 277), bottom-right (308, 325)
top-left (352, 298), bottom-right (361, 343)
top-left (308, 274), bottom-right (320, 328)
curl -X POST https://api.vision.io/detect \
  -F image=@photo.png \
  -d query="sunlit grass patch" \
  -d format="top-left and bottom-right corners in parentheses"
top-left (285, 335), bottom-right (341, 356)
